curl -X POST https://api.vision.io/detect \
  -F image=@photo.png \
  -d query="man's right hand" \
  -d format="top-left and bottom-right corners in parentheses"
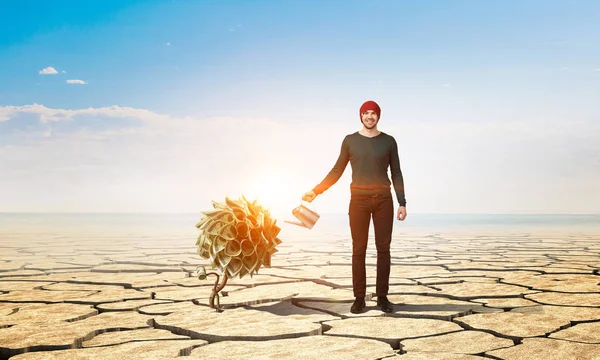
top-left (302, 190), bottom-right (317, 202)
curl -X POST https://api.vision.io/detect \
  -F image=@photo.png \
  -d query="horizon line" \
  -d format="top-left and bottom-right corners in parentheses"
top-left (1, 212), bottom-right (599, 216)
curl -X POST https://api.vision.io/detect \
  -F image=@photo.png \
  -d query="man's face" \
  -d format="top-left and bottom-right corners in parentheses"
top-left (361, 110), bottom-right (379, 129)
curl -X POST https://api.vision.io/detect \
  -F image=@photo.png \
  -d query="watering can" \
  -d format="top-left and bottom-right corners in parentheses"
top-left (284, 201), bottom-right (320, 229)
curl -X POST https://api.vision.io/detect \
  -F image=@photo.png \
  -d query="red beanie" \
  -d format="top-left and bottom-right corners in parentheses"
top-left (359, 100), bottom-right (381, 119)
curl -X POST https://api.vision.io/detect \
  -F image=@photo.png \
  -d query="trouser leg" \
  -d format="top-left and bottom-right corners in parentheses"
top-left (372, 195), bottom-right (394, 297)
top-left (349, 196), bottom-right (371, 298)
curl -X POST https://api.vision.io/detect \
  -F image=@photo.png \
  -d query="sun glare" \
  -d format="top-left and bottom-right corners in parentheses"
top-left (245, 173), bottom-right (295, 215)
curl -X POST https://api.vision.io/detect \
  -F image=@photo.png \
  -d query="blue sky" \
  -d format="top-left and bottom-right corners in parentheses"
top-left (3, 0), bottom-right (599, 118)
top-left (1, 0), bottom-right (599, 214)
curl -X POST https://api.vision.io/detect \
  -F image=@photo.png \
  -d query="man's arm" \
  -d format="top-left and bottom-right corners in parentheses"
top-left (389, 137), bottom-right (406, 206)
top-left (312, 136), bottom-right (350, 195)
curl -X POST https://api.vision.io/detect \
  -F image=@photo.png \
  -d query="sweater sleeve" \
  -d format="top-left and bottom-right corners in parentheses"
top-left (389, 136), bottom-right (406, 206)
top-left (312, 136), bottom-right (350, 195)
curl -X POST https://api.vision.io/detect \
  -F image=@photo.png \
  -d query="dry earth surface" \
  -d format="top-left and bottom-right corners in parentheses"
top-left (1, 223), bottom-right (600, 359)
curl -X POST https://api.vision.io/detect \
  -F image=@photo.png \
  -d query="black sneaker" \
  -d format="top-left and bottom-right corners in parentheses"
top-left (377, 296), bottom-right (393, 313)
top-left (350, 296), bottom-right (366, 314)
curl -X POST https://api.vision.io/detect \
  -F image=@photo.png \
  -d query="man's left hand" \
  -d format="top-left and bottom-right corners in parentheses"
top-left (397, 206), bottom-right (407, 221)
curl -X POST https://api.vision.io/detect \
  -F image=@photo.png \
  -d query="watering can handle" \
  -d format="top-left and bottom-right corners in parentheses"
top-left (301, 200), bottom-right (317, 211)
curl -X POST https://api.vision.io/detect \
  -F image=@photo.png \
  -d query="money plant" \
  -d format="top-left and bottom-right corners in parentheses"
top-left (195, 195), bottom-right (282, 310)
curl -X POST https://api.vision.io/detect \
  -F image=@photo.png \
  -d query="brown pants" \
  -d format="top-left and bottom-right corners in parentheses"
top-left (348, 193), bottom-right (394, 297)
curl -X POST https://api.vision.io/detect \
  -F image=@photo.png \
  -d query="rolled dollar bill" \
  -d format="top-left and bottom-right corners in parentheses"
top-left (242, 254), bottom-right (258, 272)
top-left (224, 239), bottom-right (242, 257)
top-left (211, 235), bottom-right (227, 253)
top-left (226, 258), bottom-right (243, 278)
top-left (232, 207), bottom-right (246, 222)
top-left (240, 238), bottom-right (256, 257)
top-left (219, 224), bottom-right (237, 241)
top-left (246, 214), bottom-right (259, 228)
top-left (205, 220), bottom-right (225, 236)
top-left (236, 221), bottom-right (249, 239)
top-left (216, 252), bottom-right (232, 268)
top-left (255, 241), bottom-right (266, 259)
top-left (215, 210), bottom-right (235, 224)
top-left (249, 228), bottom-right (262, 244)
top-left (225, 196), bottom-right (244, 210)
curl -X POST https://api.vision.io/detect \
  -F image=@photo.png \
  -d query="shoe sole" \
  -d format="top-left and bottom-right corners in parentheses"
top-left (377, 302), bottom-right (393, 313)
top-left (350, 304), bottom-right (366, 314)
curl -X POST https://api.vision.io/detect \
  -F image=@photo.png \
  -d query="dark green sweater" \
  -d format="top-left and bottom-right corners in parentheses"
top-left (312, 131), bottom-right (406, 206)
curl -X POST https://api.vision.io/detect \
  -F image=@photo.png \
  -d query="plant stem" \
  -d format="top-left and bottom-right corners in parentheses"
top-left (209, 271), bottom-right (229, 311)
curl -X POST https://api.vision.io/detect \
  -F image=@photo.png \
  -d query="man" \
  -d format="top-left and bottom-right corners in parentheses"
top-left (302, 100), bottom-right (407, 314)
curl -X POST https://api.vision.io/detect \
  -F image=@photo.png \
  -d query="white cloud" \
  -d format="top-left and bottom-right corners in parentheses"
top-left (594, 68), bottom-right (600, 72)
top-left (62, 70), bottom-right (67, 73)
top-left (66, 79), bottom-right (87, 85)
top-left (39, 67), bottom-right (58, 75)
top-left (0, 104), bottom-right (598, 215)
top-left (0, 108), bottom-right (11, 122)
top-left (166, 42), bottom-right (171, 46)
top-left (0, 103), bottom-right (166, 123)
top-left (443, 84), bottom-right (451, 87)
top-left (229, 24), bottom-right (243, 32)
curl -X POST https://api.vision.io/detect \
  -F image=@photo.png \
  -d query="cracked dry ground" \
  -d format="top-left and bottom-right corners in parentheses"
top-left (1, 229), bottom-right (600, 359)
